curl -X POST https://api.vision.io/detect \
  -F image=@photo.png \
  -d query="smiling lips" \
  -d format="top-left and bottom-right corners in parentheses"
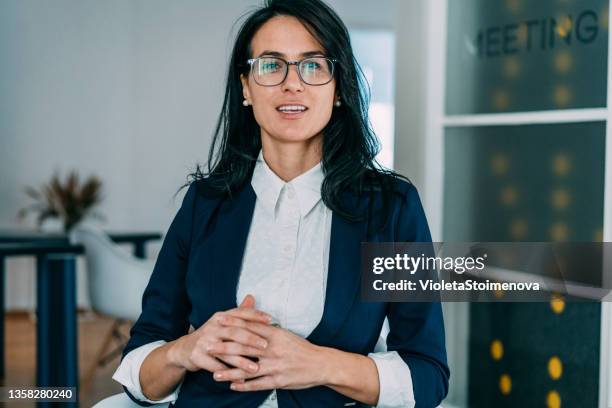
top-left (276, 104), bottom-right (308, 116)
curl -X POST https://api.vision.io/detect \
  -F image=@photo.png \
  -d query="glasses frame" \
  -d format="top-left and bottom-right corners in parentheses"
top-left (246, 56), bottom-right (337, 87)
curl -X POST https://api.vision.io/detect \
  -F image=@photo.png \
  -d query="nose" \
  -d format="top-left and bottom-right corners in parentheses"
top-left (281, 64), bottom-right (304, 93)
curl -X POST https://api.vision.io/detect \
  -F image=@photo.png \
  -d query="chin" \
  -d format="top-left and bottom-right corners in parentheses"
top-left (274, 133), bottom-right (314, 144)
top-left (270, 127), bottom-right (321, 144)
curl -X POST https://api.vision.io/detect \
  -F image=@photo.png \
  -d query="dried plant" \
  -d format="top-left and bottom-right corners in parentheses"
top-left (18, 170), bottom-right (104, 232)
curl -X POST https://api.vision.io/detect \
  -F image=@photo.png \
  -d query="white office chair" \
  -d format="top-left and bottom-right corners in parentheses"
top-left (69, 222), bottom-right (156, 394)
top-left (70, 222), bottom-right (156, 321)
top-left (92, 393), bottom-right (169, 408)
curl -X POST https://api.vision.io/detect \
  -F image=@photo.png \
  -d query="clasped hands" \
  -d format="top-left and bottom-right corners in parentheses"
top-left (170, 294), bottom-right (330, 392)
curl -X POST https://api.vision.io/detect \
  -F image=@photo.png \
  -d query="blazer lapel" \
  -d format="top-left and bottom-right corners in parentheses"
top-left (307, 194), bottom-right (369, 345)
top-left (205, 184), bottom-right (257, 314)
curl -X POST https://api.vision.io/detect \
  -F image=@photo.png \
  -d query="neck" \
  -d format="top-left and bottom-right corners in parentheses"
top-left (260, 135), bottom-right (322, 182)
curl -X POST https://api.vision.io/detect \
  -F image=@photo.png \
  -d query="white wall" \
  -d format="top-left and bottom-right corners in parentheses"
top-left (394, 0), bottom-right (428, 194)
top-left (0, 0), bottom-right (406, 309)
top-left (0, 0), bottom-right (138, 309)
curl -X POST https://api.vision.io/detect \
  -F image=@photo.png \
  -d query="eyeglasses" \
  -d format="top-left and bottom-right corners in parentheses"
top-left (246, 56), bottom-right (337, 86)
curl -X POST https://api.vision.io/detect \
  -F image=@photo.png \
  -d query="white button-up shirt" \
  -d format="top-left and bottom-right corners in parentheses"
top-left (113, 152), bottom-right (415, 407)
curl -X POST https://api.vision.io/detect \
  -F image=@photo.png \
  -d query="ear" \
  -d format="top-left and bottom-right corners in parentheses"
top-left (240, 74), bottom-right (251, 103)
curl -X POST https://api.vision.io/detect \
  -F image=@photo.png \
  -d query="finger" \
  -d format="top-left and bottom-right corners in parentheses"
top-left (207, 340), bottom-right (266, 357)
top-left (217, 315), bottom-right (276, 342)
top-left (219, 309), bottom-right (272, 324)
top-left (219, 315), bottom-right (277, 348)
top-left (205, 357), bottom-right (231, 372)
top-left (219, 326), bottom-right (267, 347)
top-left (216, 314), bottom-right (252, 330)
top-left (239, 294), bottom-right (255, 309)
top-left (213, 367), bottom-right (256, 382)
top-left (230, 376), bottom-right (276, 392)
top-left (191, 351), bottom-right (230, 372)
top-left (212, 354), bottom-right (259, 375)
top-left (229, 321), bottom-right (275, 338)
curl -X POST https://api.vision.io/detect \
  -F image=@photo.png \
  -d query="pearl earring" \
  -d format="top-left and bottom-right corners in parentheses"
top-left (243, 99), bottom-right (249, 106)
top-left (334, 100), bottom-right (341, 107)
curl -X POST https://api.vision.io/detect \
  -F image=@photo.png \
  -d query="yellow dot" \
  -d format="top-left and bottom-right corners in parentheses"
top-left (553, 85), bottom-right (571, 108)
top-left (500, 186), bottom-right (518, 206)
top-left (547, 390), bottom-right (561, 408)
top-left (492, 89), bottom-right (511, 110)
top-left (551, 153), bottom-right (571, 176)
top-left (554, 51), bottom-right (573, 74)
top-left (503, 57), bottom-right (521, 79)
top-left (510, 219), bottom-right (528, 240)
top-left (551, 188), bottom-right (571, 210)
top-left (490, 340), bottom-right (504, 360)
top-left (499, 374), bottom-right (512, 395)
top-left (505, 0), bottom-right (521, 14)
top-left (548, 356), bottom-right (563, 380)
top-left (594, 228), bottom-right (604, 242)
top-left (490, 154), bottom-right (509, 176)
top-left (555, 16), bottom-right (573, 38)
top-left (550, 222), bottom-right (569, 241)
top-left (494, 289), bottom-right (505, 299)
top-left (550, 293), bottom-right (565, 314)
top-left (602, 5), bottom-right (609, 30)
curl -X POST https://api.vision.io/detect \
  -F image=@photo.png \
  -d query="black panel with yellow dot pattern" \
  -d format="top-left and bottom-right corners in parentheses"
top-left (443, 122), bottom-right (604, 406)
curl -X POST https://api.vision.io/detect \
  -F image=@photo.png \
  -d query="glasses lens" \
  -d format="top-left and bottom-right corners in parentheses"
top-left (299, 57), bottom-right (334, 85)
top-left (253, 57), bottom-right (286, 86)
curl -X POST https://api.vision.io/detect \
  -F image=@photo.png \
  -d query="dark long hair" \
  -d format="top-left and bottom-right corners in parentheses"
top-left (189, 0), bottom-right (407, 225)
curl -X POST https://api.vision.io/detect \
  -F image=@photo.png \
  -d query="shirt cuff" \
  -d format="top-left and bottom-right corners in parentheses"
top-left (368, 351), bottom-right (416, 408)
top-left (112, 340), bottom-right (182, 404)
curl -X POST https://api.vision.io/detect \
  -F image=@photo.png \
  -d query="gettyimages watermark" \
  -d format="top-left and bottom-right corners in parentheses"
top-left (360, 242), bottom-right (612, 302)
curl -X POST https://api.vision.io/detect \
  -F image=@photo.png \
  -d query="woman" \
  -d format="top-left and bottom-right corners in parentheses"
top-left (113, 0), bottom-right (449, 407)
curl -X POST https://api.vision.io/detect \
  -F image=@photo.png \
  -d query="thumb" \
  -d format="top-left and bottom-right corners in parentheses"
top-left (239, 294), bottom-right (255, 309)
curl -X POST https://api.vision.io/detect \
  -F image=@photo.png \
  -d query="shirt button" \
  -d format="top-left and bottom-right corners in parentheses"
top-left (270, 391), bottom-right (277, 400)
top-left (287, 189), bottom-right (295, 199)
top-left (284, 245), bottom-right (292, 252)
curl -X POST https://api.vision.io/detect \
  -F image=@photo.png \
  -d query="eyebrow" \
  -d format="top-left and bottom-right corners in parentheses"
top-left (256, 50), bottom-right (326, 58)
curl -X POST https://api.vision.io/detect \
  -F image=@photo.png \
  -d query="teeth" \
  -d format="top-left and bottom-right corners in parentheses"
top-left (278, 105), bottom-right (307, 112)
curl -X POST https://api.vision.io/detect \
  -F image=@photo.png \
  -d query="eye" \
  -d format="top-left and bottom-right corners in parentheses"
top-left (302, 60), bottom-right (322, 71)
top-left (259, 58), bottom-right (282, 73)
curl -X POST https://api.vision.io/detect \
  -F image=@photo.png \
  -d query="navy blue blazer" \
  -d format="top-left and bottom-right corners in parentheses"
top-left (122, 176), bottom-right (449, 408)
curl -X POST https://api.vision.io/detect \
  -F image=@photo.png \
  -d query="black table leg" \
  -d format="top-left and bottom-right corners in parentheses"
top-left (36, 254), bottom-right (79, 407)
top-left (0, 255), bottom-right (4, 381)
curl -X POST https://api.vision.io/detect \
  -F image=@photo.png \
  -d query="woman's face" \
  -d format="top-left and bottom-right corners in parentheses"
top-left (241, 16), bottom-right (336, 147)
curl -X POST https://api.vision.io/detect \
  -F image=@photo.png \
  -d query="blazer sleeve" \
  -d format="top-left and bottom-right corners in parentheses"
top-left (120, 183), bottom-right (198, 406)
top-left (385, 183), bottom-right (450, 408)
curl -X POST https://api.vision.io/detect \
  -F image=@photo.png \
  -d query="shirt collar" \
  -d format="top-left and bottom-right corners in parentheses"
top-left (251, 150), bottom-right (324, 218)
